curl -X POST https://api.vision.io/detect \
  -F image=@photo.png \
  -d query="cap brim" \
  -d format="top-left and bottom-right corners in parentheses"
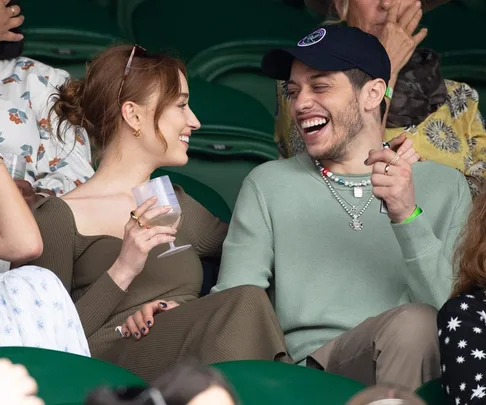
top-left (261, 47), bottom-right (356, 81)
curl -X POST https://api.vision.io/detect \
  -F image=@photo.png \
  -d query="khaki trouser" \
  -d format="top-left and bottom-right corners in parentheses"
top-left (306, 303), bottom-right (441, 391)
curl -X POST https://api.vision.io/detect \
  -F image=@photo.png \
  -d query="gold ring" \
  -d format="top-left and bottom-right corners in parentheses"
top-left (384, 164), bottom-right (390, 175)
top-left (388, 153), bottom-right (400, 166)
top-left (130, 210), bottom-right (139, 221)
top-left (137, 219), bottom-right (144, 228)
top-left (10, 6), bottom-right (15, 15)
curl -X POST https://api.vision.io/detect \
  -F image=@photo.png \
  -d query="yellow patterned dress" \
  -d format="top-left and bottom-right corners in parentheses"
top-left (275, 79), bottom-right (486, 195)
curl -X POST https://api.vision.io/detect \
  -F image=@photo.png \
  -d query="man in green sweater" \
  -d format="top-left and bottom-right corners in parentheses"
top-left (212, 24), bottom-right (471, 390)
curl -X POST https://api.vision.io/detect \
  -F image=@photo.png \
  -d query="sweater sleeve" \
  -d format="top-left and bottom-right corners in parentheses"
top-left (28, 197), bottom-right (126, 337)
top-left (391, 174), bottom-right (471, 308)
top-left (175, 185), bottom-right (229, 258)
top-left (211, 178), bottom-right (274, 293)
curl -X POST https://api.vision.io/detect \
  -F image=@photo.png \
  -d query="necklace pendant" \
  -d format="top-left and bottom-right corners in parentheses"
top-left (350, 217), bottom-right (363, 231)
top-left (353, 187), bottom-right (363, 198)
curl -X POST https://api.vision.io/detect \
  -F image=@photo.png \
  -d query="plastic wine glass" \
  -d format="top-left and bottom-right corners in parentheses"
top-left (132, 176), bottom-right (191, 258)
top-left (1, 152), bottom-right (26, 180)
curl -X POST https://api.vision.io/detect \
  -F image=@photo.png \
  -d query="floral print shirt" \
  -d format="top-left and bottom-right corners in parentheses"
top-left (275, 79), bottom-right (486, 196)
top-left (0, 57), bottom-right (94, 195)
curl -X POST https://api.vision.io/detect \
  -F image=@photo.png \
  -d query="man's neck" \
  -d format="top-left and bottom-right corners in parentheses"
top-left (319, 131), bottom-right (383, 175)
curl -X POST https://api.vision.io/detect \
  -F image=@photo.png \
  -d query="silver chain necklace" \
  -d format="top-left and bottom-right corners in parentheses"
top-left (332, 186), bottom-right (373, 212)
top-left (321, 172), bottom-right (374, 231)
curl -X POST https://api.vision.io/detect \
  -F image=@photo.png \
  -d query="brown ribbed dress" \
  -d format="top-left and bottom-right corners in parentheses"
top-left (28, 186), bottom-right (290, 382)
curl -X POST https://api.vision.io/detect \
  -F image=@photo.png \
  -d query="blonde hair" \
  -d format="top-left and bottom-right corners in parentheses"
top-left (320, 0), bottom-right (349, 25)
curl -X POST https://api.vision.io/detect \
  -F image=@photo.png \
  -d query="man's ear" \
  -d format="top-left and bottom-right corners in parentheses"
top-left (362, 78), bottom-right (386, 114)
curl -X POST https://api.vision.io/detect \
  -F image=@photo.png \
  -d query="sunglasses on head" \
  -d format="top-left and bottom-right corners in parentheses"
top-left (117, 44), bottom-right (147, 107)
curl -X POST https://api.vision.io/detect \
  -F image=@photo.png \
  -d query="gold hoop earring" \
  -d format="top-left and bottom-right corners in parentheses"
top-left (133, 129), bottom-right (141, 138)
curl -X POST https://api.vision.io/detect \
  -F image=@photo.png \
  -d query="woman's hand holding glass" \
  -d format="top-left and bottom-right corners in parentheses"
top-left (108, 197), bottom-right (178, 289)
top-left (132, 176), bottom-right (191, 258)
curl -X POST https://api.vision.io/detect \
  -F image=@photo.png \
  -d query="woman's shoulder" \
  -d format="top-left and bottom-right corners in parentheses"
top-left (33, 195), bottom-right (69, 210)
top-left (443, 79), bottom-right (481, 111)
top-left (439, 290), bottom-right (486, 321)
top-left (444, 79), bottom-right (478, 95)
top-left (32, 196), bottom-right (75, 229)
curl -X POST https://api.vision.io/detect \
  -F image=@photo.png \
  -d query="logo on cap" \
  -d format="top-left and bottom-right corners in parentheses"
top-left (297, 28), bottom-right (326, 47)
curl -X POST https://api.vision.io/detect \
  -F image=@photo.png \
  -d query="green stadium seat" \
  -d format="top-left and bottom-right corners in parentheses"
top-left (167, 78), bottom-right (278, 209)
top-left (0, 346), bottom-right (146, 405)
top-left (129, 0), bottom-right (318, 113)
top-left (421, 2), bottom-right (486, 69)
top-left (21, 0), bottom-right (125, 79)
top-left (150, 168), bottom-right (232, 223)
top-left (419, 2), bottom-right (486, 117)
top-left (131, 0), bottom-right (318, 58)
top-left (415, 378), bottom-right (450, 405)
top-left (458, 0), bottom-right (486, 12)
top-left (187, 41), bottom-right (293, 115)
top-left (213, 360), bottom-right (366, 404)
top-left (114, 0), bottom-right (147, 41)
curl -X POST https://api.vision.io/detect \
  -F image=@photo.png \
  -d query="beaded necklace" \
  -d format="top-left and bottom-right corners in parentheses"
top-left (313, 142), bottom-right (389, 231)
top-left (315, 160), bottom-right (374, 231)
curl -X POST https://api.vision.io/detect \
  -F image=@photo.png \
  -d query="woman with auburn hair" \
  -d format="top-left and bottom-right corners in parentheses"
top-left (437, 190), bottom-right (486, 404)
top-left (27, 44), bottom-right (290, 382)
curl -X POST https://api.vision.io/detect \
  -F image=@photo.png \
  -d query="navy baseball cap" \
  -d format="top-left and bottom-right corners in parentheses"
top-left (261, 25), bottom-right (391, 84)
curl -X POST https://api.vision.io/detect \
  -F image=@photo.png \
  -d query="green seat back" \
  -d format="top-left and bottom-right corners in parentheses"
top-left (188, 47), bottom-right (285, 115)
top-left (132, 0), bottom-right (317, 58)
top-left (421, 2), bottom-right (486, 67)
top-left (415, 378), bottom-right (450, 405)
top-left (130, 0), bottom-right (318, 113)
top-left (458, 0), bottom-right (486, 12)
top-left (21, 0), bottom-right (124, 74)
top-left (151, 169), bottom-right (232, 223)
top-left (419, 2), bottom-right (486, 118)
top-left (213, 360), bottom-right (366, 404)
top-left (0, 347), bottom-right (146, 405)
top-left (167, 78), bottom-right (277, 209)
top-left (114, 0), bottom-right (148, 41)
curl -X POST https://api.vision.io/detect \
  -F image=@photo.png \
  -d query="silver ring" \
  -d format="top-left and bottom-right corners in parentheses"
top-left (384, 164), bottom-right (391, 175)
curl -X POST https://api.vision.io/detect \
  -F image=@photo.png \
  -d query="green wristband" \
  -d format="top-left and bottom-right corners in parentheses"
top-left (402, 206), bottom-right (423, 224)
top-left (385, 86), bottom-right (394, 100)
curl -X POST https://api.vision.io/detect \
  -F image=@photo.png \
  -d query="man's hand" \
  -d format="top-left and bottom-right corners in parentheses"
top-left (366, 148), bottom-right (416, 223)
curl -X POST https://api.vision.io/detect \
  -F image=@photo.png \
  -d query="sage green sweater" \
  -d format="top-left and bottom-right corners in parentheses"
top-left (212, 153), bottom-right (472, 363)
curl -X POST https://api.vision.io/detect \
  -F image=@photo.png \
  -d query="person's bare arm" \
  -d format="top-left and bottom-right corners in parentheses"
top-left (0, 159), bottom-right (43, 262)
